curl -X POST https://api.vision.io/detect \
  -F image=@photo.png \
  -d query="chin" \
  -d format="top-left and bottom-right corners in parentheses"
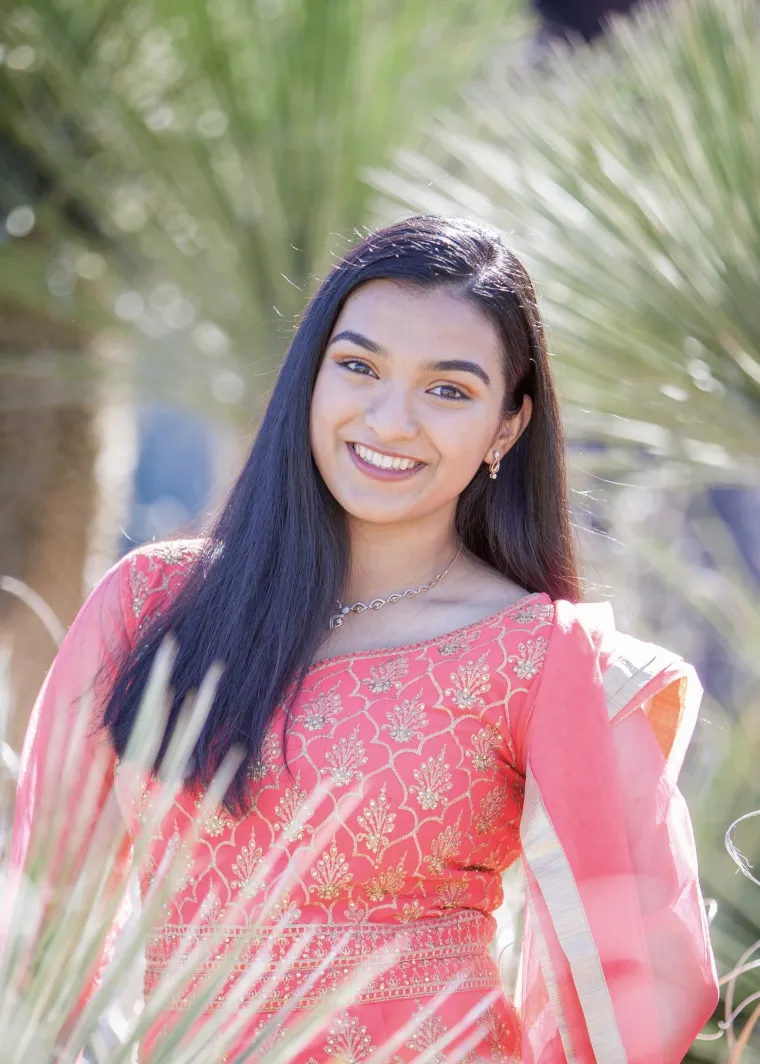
top-left (338, 498), bottom-right (422, 525)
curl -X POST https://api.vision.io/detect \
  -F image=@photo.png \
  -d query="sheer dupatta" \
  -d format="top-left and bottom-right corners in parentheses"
top-left (516, 600), bottom-right (719, 1063)
top-left (5, 557), bottom-right (135, 1020)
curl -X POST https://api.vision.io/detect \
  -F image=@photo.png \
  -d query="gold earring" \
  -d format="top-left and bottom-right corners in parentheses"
top-left (488, 451), bottom-right (501, 480)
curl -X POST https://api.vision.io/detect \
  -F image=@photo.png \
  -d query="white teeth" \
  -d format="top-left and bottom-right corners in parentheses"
top-left (352, 443), bottom-right (420, 471)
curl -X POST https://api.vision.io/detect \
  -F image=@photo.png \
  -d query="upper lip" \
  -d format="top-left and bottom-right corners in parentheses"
top-left (349, 441), bottom-right (424, 463)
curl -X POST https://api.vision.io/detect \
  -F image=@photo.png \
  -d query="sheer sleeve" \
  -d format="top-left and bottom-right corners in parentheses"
top-left (6, 554), bottom-right (135, 1018)
top-left (517, 600), bottom-right (719, 1064)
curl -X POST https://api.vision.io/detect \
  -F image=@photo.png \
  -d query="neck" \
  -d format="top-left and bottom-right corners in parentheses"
top-left (343, 510), bottom-right (460, 605)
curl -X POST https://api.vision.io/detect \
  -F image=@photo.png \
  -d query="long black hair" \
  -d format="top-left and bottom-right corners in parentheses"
top-left (103, 214), bottom-right (581, 814)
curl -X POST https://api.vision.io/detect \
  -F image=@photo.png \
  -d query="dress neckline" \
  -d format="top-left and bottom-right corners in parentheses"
top-left (307, 590), bottom-right (552, 673)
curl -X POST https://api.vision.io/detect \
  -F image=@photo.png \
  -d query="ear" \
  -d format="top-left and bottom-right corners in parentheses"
top-left (483, 395), bottom-right (533, 467)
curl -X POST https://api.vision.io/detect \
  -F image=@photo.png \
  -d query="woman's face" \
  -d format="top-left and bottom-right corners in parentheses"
top-left (309, 279), bottom-right (532, 527)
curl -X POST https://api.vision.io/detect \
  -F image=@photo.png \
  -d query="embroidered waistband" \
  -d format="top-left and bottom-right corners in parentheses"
top-left (145, 909), bottom-right (501, 1013)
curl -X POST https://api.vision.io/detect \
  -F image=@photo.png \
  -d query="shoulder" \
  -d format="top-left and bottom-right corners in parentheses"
top-left (120, 537), bottom-right (207, 633)
top-left (526, 596), bottom-right (700, 767)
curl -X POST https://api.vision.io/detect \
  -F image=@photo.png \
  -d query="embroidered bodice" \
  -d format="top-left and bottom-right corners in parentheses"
top-left (120, 541), bottom-right (554, 1059)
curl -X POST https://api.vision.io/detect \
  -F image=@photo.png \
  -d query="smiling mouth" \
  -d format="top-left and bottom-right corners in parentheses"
top-left (348, 442), bottom-right (426, 477)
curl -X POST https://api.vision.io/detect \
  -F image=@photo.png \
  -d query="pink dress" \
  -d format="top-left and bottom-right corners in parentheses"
top-left (9, 540), bottom-right (718, 1062)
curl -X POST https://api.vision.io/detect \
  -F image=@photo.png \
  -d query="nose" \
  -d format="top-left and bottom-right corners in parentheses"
top-left (363, 380), bottom-right (419, 441)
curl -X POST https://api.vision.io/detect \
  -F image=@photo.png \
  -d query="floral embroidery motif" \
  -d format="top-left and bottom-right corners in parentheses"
top-left (167, 826), bottom-right (195, 891)
top-left (128, 538), bottom-right (202, 621)
top-left (309, 838), bottom-right (353, 901)
top-left (508, 636), bottom-right (549, 679)
top-left (445, 654), bottom-right (491, 710)
top-left (512, 599), bottom-right (555, 626)
top-left (405, 1003), bottom-right (449, 1062)
top-left (355, 783), bottom-right (396, 864)
top-left (435, 879), bottom-right (468, 909)
top-left (248, 727), bottom-right (280, 782)
top-left (424, 815), bottom-right (463, 876)
top-left (396, 900), bottom-right (426, 922)
top-left (365, 857), bottom-right (406, 903)
top-left (381, 692), bottom-right (428, 743)
top-left (323, 1010), bottom-right (375, 1062)
top-left (273, 772), bottom-right (311, 841)
top-left (411, 749), bottom-right (453, 811)
top-left (437, 632), bottom-right (474, 656)
top-left (230, 843), bottom-right (264, 900)
top-left (193, 796), bottom-right (234, 838)
top-left (322, 727), bottom-right (368, 786)
top-left (268, 892), bottom-right (301, 925)
top-left (344, 898), bottom-right (370, 924)
top-left (467, 726), bottom-right (501, 774)
top-left (298, 682), bottom-right (342, 731)
top-left (361, 656), bottom-right (409, 694)
top-left (474, 784), bottom-right (510, 836)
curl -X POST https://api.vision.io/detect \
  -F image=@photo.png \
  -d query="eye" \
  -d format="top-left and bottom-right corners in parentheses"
top-left (337, 357), bottom-right (377, 377)
top-left (428, 383), bottom-right (471, 401)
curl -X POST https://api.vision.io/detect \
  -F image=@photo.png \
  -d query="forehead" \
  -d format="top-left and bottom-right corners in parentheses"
top-left (331, 279), bottom-right (502, 365)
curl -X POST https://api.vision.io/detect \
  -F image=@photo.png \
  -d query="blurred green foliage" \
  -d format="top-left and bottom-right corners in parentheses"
top-left (0, 0), bottom-right (514, 412)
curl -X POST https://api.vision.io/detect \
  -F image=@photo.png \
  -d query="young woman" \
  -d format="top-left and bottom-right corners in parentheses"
top-left (11, 215), bottom-right (718, 1062)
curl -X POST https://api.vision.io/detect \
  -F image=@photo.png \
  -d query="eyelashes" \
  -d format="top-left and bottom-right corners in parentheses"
top-left (336, 358), bottom-right (471, 402)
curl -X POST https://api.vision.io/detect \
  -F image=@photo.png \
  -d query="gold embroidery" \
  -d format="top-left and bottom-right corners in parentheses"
top-left (435, 879), bottom-right (468, 908)
top-left (468, 726), bottom-right (501, 774)
top-left (361, 656), bottom-right (409, 694)
top-left (128, 539), bottom-right (203, 623)
top-left (437, 632), bottom-right (474, 656)
top-left (268, 893), bottom-right (301, 925)
top-left (298, 682), bottom-right (342, 731)
top-left (512, 599), bottom-right (555, 625)
top-left (355, 782), bottom-right (396, 864)
top-left (309, 838), bottom-right (353, 901)
top-left (405, 1003), bottom-right (448, 1061)
top-left (445, 654), bottom-right (491, 709)
top-left (322, 727), bottom-right (368, 786)
top-left (230, 843), bottom-right (264, 900)
top-left (144, 911), bottom-right (502, 1011)
top-left (411, 749), bottom-right (453, 810)
top-left (424, 815), bottom-right (463, 876)
top-left (273, 772), bottom-right (311, 841)
top-left (248, 727), bottom-right (280, 782)
top-left (474, 784), bottom-right (509, 836)
top-left (382, 692), bottom-right (428, 743)
top-left (396, 900), bottom-right (426, 922)
top-left (324, 1010), bottom-right (376, 1062)
top-left (365, 856), bottom-right (406, 903)
top-left (345, 898), bottom-right (370, 924)
top-left (508, 636), bottom-right (549, 679)
top-left (193, 796), bottom-right (234, 838)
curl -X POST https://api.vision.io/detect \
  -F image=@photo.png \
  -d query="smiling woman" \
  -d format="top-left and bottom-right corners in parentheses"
top-left (11, 215), bottom-right (718, 1062)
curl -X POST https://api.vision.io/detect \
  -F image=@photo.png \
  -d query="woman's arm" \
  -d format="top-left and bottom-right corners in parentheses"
top-left (6, 556), bottom-right (135, 1018)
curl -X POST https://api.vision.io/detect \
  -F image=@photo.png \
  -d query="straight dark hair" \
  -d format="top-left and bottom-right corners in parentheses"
top-left (103, 214), bottom-right (581, 815)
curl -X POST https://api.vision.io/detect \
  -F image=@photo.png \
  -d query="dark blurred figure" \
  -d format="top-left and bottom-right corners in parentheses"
top-left (532, 0), bottom-right (640, 46)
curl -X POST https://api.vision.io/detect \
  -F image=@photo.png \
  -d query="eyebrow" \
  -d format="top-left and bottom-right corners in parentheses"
top-left (327, 329), bottom-right (492, 387)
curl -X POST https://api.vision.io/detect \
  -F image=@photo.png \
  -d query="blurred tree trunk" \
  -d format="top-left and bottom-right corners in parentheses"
top-left (0, 309), bottom-right (99, 753)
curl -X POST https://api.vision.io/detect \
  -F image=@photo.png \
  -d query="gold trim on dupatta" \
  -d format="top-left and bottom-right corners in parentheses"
top-left (525, 894), bottom-right (576, 1062)
top-left (520, 768), bottom-right (628, 1064)
top-left (601, 634), bottom-right (681, 722)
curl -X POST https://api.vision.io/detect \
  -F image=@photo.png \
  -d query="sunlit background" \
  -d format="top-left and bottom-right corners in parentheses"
top-left (1, 0), bottom-right (759, 1058)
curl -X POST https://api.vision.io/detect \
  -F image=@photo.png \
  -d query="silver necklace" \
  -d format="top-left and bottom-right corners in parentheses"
top-left (329, 542), bottom-right (463, 630)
